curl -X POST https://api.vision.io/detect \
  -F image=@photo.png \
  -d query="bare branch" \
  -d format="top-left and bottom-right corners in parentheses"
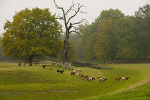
top-left (69, 26), bottom-right (82, 37)
top-left (53, 0), bottom-right (63, 9)
top-left (55, 13), bottom-right (64, 20)
top-left (53, 0), bottom-right (67, 28)
top-left (67, 3), bottom-right (86, 24)
top-left (72, 18), bottom-right (88, 25)
top-left (65, 1), bottom-right (76, 16)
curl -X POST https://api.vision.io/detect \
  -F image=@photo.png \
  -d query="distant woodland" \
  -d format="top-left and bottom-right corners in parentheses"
top-left (0, 4), bottom-right (150, 63)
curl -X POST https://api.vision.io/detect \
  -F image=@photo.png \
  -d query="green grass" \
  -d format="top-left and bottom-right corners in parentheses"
top-left (0, 63), bottom-right (150, 100)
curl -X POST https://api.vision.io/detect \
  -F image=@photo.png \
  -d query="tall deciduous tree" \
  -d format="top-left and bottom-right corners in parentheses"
top-left (114, 17), bottom-right (139, 60)
top-left (53, 0), bottom-right (86, 69)
top-left (1, 7), bottom-right (62, 65)
top-left (94, 20), bottom-right (116, 61)
top-left (94, 9), bottom-right (124, 62)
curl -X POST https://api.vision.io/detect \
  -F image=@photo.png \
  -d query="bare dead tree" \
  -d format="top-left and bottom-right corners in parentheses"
top-left (53, 0), bottom-right (87, 69)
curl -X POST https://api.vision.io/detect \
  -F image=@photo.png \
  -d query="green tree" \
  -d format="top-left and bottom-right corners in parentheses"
top-left (94, 20), bottom-right (116, 61)
top-left (1, 7), bottom-right (62, 65)
top-left (95, 9), bottom-right (124, 24)
top-left (135, 4), bottom-right (150, 59)
top-left (114, 17), bottom-right (139, 60)
top-left (135, 4), bottom-right (150, 18)
top-left (93, 9), bottom-right (124, 62)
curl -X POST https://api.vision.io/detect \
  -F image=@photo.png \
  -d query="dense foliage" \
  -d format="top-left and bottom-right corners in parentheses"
top-left (0, 4), bottom-right (150, 63)
top-left (75, 4), bottom-right (150, 62)
top-left (1, 7), bottom-right (62, 62)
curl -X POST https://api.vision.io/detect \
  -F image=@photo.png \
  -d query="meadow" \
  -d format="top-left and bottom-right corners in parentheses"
top-left (0, 62), bottom-right (150, 100)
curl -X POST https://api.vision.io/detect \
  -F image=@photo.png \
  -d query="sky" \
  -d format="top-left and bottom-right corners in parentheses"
top-left (0, 0), bottom-right (150, 36)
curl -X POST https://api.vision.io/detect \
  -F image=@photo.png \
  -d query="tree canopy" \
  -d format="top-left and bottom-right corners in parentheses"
top-left (1, 7), bottom-right (62, 63)
top-left (1, 4), bottom-right (150, 63)
top-left (76, 4), bottom-right (150, 62)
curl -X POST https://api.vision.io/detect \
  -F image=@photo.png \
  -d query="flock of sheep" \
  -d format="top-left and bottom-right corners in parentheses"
top-left (71, 68), bottom-right (130, 83)
top-left (45, 64), bottom-right (130, 83)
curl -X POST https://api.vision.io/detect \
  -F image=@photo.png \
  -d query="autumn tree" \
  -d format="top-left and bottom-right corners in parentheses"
top-left (94, 20), bottom-right (115, 61)
top-left (1, 7), bottom-right (62, 65)
top-left (93, 9), bottom-right (124, 61)
top-left (53, 0), bottom-right (86, 69)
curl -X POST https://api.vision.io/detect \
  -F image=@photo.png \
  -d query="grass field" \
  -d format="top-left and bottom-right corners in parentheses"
top-left (0, 63), bottom-right (150, 100)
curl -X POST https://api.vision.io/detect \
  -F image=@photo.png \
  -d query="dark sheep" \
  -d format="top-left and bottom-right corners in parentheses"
top-left (71, 72), bottom-right (76, 75)
top-left (42, 65), bottom-right (46, 68)
top-left (57, 70), bottom-right (64, 74)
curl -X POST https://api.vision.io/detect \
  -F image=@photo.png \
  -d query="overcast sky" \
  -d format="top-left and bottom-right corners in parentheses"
top-left (0, 0), bottom-right (150, 36)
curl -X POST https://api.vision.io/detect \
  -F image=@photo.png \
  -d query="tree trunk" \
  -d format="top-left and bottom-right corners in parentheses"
top-left (28, 57), bottom-right (33, 66)
top-left (53, 0), bottom-right (85, 70)
top-left (63, 30), bottom-right (72, 69)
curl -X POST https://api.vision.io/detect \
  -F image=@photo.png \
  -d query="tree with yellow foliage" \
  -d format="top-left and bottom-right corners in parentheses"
top-left (1, 7), bottom-right (62, 65)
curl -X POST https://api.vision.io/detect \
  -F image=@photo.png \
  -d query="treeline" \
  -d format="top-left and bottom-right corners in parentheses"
top-left (71, 4), bottom-right (150, 62)
top-left (0, 4), bottom-right (150, 63)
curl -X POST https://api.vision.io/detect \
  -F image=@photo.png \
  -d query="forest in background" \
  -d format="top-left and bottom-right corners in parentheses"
top-left (0, 4), bottom-right (150, 63)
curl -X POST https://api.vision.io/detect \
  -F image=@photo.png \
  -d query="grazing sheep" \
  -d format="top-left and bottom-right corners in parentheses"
top-left (114, 77), bottom-right (121, 82)
top-left (97, 78), bottom-right (104, 82)
top-left (84, 77), bottom-right (89, 81)
top-left (42, 65), bottom-right (46, 68)
top-left (73, 70), bottom-right (76, 72)
top-left (57, 70), bottom-right (64, 74)
top-left (97, 77), bottom-right (107, 82)
top-left (125, 77), bottom-right (130, 80)
top-left (49, 68), bottom-right (52, 70)
top-left (71, 72), bottom-right (76, 75)
top-left (122, 77), bottom-right (130, 81)
top-left (74, 68), bottom-right (82, 72)
top-left (103, 78), bottom-right (107, 81)
top-left (88, 77), bottom-right (95, 81)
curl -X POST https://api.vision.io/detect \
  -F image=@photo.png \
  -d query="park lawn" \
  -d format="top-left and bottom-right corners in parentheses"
top-left (0, 63), bottom-right (150, 100)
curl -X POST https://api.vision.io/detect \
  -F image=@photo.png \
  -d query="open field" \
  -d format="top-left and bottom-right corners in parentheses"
top-left (0, 63), bottom-right (150, 100)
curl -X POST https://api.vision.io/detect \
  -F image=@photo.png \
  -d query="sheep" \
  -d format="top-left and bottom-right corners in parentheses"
top-left (97, 78), bottom-right (104, 82)
top-left (114, 77), bottom-right (121, 82)
top-left (73, 70), bottom-right (76, 72)
top-left (57, 70), bottom-right (64, 74)
top-left (122, 77), bottom-right (130, 81)
top-left (71, 72), bottom-right (76, 75)
top-left (88, 77), bottom-right (95, 81)
top-left (84, 77), bottom-right (89, 81)
top-left (42, 65), bottom-right (46, 68)
top-left (49, 68), bottom-right (52, 70)
top-left (97, 77), bottom-right (107, 82)
top-left (74, 68), bottom-right (82, 72)
top-left (125, 77), bottom-right (130, 80)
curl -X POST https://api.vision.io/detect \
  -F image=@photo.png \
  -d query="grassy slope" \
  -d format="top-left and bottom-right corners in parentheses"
top-left (0, 63), bottom-right (150, 100)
